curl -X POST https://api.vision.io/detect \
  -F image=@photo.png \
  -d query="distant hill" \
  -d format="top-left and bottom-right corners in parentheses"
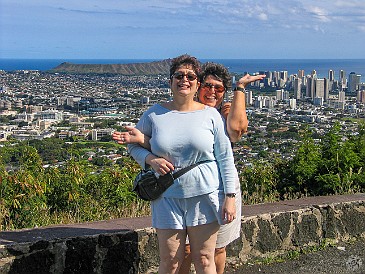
top-left (49, 59), bottom-right (172, 75)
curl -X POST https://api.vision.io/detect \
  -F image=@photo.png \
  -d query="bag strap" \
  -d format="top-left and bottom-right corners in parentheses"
top-left (171, 160), bottom-right (212, 180)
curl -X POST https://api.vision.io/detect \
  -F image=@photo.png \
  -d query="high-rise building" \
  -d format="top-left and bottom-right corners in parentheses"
top-left (294, 77), bottom-right (302, 99)
top-left (328, 70), bottom-right (335, 91)
top-left (359, 83), bottom-right (365, 91)
top-left (348, 72), bottom-right (361, 93)
top-left (278, 78), bottom-right (286, 88)
top-left (324, 78), bottom-right (329, 101)
top-left (264, 71), bottom-right (272, 80)
top-left (306, 76), bottom-right (312, 98)
top-left (231, 76), bottom-right (236, 89)
top-left (338, 91), bottom-right (346, 103)
top-left (246, 90), bottom-right (253, 105)
top-left (301, 76), bottom-right (307, 87)
top-left (306, 75), bottom-right (316, 99)
top-left (339, 70), bottom-right (347, 90)
top-left (298, 70), bottom-right (305, 78)
top-left (357, 90), bottom-right (365, 103)
top-left (276, 89), bottom-right (284, 100)
top-left (315, 78), bottom-right (325, 99)
top-left (280, 71), bottom-right (288, 82)
top-left (272, 71), bottom-right (279, 87)
top-left (289, 98), bottom-right (296, 110)
top-left (283, 90), bottom-right (290, 100)
top-left (254, 96), bottom-right (264, 109)
top-left (263, 97), bottom-right (276, 109)
top-left (264, 71), bottom-right (272, 87)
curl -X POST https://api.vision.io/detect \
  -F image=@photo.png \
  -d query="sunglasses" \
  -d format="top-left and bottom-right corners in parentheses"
top-left (200, 82), bottom-right (225, 93)
top-left (172, 71), bottom-right (198, 81)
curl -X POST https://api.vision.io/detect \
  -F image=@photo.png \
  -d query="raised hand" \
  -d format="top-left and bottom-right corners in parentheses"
top-left (238, 73), bottom-right (266, 87)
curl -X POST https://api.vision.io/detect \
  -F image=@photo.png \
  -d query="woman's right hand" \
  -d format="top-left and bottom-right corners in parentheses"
top-left (146, 154), bottom-right (175, 176)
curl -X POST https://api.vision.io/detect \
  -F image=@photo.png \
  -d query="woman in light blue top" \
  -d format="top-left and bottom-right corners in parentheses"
top-left (126, 54), bottom-right (237, 274)
top-left (114, 61), bottom-right (265, 274)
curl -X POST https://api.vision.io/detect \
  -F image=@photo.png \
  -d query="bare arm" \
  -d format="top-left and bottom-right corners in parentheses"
top-left (225, 73), bottom-right (266, 142)
top-left (113, 126), bottom-right (174, 175)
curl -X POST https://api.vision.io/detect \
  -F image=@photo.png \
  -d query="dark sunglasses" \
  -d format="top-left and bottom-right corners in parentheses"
top-left (172, 71), bottom-right (198, 81)
top-left (200, 82), bottom-right (225, 93)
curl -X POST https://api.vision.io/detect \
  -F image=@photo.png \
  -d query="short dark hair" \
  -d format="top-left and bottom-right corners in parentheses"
top-left (169, 54), bottom-right (201, 79)
top-left (200, 62), bottom-right (231, 90)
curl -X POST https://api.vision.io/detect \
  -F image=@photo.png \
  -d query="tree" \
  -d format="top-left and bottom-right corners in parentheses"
top-left (281, 128), bottom-right (321, 195)
top-left (240, 159), bottom-right (280, 204)
top-left (316, 122), bottom-right (361, 194)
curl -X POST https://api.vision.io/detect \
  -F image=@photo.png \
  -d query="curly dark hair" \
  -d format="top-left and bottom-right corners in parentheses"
top-left (200, 62), bottom-right (231, 90)
top-left (169, 54), bottom-right (201, 79)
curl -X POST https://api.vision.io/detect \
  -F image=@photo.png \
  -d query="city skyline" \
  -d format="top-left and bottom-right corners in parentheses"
top-left (1, 0), bottom-right (365, 60)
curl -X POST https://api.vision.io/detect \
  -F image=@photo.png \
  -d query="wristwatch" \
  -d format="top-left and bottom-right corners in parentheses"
top-left (233, 86), bottom-right (245, 92)
top-left (226, 193), bottom-right (236, 198)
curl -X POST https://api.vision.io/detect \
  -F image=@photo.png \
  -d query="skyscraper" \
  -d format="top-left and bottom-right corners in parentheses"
top-left (306, 76), bottom-right (313, 98)
top-left (338, 91), bottom-right (345, 102)
top-left (272, 71), bottom-right (279, 87)
top-left (280, 70), bottom-right (288, 81)
top-left (328, 70), bottom-right (335, 92)
top-left (298, 70), bottom-right (305, 78)
top-left (339, 70), bottom-right (347, 90)
top-left (294, 77), bottom-right (302, 99)
top-left (306, 74), bottom-right (317, 99)
top-left (289, 98), bottom-right (296, 110)
top-left (276, 89), bottom-right (284, 100)
top-left (324, 78), bottom-right (329, 101)
top-left (348, 72), bottom-right (361, 93)
top-left (246, 90), bottom-right (253, 105)
top-left (315, 78), bottom-right (325, 99)
top-left (356, 90), bottom-right (365, 103)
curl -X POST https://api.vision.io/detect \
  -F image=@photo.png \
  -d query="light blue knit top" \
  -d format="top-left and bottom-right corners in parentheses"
top-left (127, 104), bottom-right (237, 198)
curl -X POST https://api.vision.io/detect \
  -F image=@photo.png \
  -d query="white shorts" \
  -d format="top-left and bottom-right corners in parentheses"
top-left (151, 190), bottom-right (224, 229)
top-left (216, 188), bottom-right (242, 248)
top-left (184, 186), bottom-right (242, 248)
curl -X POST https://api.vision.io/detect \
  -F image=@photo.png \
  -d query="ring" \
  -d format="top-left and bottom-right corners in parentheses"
top-left (121, 137), bottom-right (124, 141)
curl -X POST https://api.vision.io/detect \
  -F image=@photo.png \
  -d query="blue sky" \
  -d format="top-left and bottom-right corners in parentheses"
top-left (1, 0), bottom-right (365, 59)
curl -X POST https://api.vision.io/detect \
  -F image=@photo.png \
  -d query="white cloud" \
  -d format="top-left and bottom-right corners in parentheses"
top-left (257, 13), bottom-right (268, 21)
top-left (307, 6), bottom-right (331, 22)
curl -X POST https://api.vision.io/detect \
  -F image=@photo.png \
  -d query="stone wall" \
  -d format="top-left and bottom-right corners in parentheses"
top-left (0, 194), bottom-right (364, 274)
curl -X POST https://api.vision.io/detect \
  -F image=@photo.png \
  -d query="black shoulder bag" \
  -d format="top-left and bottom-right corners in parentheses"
top-left (133, 160), bottom-right (210, 201)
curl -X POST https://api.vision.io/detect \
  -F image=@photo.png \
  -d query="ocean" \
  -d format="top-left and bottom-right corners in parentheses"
top-left (1, 58), bottom-right (365, 80)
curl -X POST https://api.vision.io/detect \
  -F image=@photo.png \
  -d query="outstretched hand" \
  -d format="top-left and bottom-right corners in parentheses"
top-left (238, 73), bottom-right (266, 87)
top-left (113, 126), bottom-right (172, 175)
top-left (112, 126), bottom-right (144, 145)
